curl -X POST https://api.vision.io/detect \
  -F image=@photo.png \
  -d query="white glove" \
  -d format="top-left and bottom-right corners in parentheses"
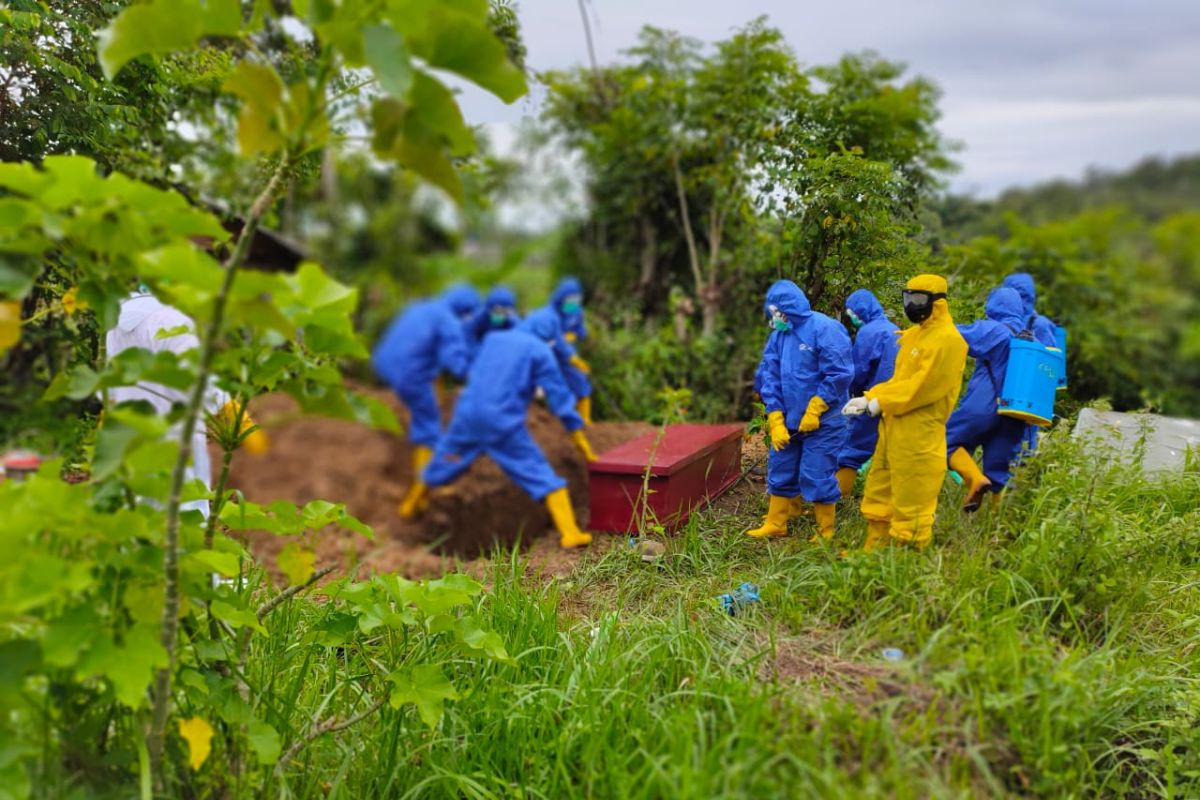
top-left (842, 397), bottom-right (869, 416)
top-left (843, 397), bottom-right (882, 417)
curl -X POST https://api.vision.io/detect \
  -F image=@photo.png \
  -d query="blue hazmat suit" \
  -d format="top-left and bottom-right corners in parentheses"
top-left (467, 286), bottom-right (520, 362)
top-left (372, 285), bottom-right (480, 446)
top-left (547, 277), bottom-right (591, 400)
top-left (757, 280), bottom-right (854, 503)
top-left (423, 310), bottom-right (584, 501)
top-left (945, 287), bottom-right (1029, 487)
top-left (837, 289), bottom-right (900, 471)
top-left (1001, 272), bottom-right (1057, 454)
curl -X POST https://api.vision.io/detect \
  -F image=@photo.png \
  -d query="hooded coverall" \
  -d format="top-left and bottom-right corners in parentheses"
top-left (860, 274), bottom-right (968, 549)
top-left (546, 276), bottom-right (593, 420)
top-left (837, 289), bottom-right (900, 481)
top-left (423, 311), bottom-right (594, 547)
top-left (751, 280), bottom-right (853, 539)
top-left (467, 285), bottom-right (520, 363)
top-left (371, 284), bottom-right (480, 447)
top-left (1001, 272), bottom-right (1058, 455)
top-left (946, 287), bottom-right (1030, 493)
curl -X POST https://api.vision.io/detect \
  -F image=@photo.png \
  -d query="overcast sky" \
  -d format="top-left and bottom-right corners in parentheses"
top-left (456, 0), bottom-right (1200, 209)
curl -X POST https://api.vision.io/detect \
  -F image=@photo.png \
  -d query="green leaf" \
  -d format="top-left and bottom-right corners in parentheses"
top-left (277, 542), bottom-right (316, 586)
top-left (386, 664), bottom-right (459, 727)
top-left (363, 24), bottom-right (413, 98)
top-left (97, 0), bottom-right (242, 79)
top-left (223, 61), bottom-right (287, 155)
top-left (77, 625), bottom-right (168, 708)
top-left (248, 719), bottom-right (281, 765)
top-left (210, 600), bottom-right (266, 634)
top-left (407, 71), bottom-right (474, 156)
top-left (42, 365), bottom-right (99, 402)
top-left (456, 615), bottom-right (512, 662)
top-left (42, 605), bottom-right (101, 668)
top-left (186, 549), bottom-right (241, 578)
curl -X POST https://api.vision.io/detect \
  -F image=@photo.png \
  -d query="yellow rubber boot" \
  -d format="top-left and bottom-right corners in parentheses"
top-left (576, 395), bottom-right (593, 426)
top-left (811, 503), bottom-right (836, 541)
top-left (949, 447), bottom-right (992, 513)
top-left (398, 445), bottom-right (433, 519)
top-left (863, 520), bottom-right (891, 552)
top-left (546, 487), bottom-right (593, 549)
top-left (746, 495), bottom-right (791, 539)
top-left (836, 467), bottom-right (857, 499)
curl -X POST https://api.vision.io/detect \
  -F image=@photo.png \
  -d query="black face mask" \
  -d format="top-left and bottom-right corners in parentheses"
top-left (902, 290), bottom-right (946, 324)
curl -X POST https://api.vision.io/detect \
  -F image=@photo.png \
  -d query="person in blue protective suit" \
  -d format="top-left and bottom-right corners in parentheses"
top-left (467, 285), bottom-right (520, 362)
top-left (945, 286), bottom-right (1030, 511)
top-left (1001, 272), bottom-right (1058, 456)
top-left (372, 284), bottom-right (481, 518)
top-left (546, 276), bottom-right (594, 425)
top-left (747, 280), bottom-right (854, 542)
top-left (835, 289), bottom-right (900, 499)
top-left (410, 309), bottom-right (600, 549)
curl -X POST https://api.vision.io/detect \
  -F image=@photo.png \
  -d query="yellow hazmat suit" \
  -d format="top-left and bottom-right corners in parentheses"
top-left (860, 274), bottom-right (967, 548)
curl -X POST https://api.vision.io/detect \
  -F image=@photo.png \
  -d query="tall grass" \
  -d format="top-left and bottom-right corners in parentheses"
top-left (245, 430), bottom-right (1200, 798)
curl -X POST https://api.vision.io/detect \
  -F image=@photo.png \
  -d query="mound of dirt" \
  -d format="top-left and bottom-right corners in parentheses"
top-left (220, 385), bottom-right (652, 578)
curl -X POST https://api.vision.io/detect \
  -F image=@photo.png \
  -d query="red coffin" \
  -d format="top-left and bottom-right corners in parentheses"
top-left (587, 423), bottom-right (744, 534)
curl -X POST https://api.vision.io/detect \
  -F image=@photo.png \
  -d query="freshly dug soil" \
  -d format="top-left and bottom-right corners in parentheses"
top-left (220, 386), bottom-right (652, 578)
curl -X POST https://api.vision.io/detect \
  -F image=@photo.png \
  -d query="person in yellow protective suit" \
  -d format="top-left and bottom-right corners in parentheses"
top-left (842, 274), bottom-right (967, 551)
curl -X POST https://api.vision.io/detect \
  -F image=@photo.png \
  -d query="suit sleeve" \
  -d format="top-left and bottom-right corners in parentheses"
top-left (436, 312), bottom-right (470, 380)
top-left (814, 321), bottom-right (854, 406)
top-left (757, 334), bottom-right (784, 415)
top-left (533, 345), bottom-right (584, 431)
top-left (866, 329), bottom-right (965, 417)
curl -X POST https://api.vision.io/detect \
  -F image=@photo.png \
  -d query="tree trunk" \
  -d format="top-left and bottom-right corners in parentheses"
top-left (671, 157), bottom-right (706, 334)
top-left (637, 213), bottom-right (657, 310)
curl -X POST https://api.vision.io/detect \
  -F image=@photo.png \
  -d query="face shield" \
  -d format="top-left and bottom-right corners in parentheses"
top-left (767, 304), bottom-right (790, 332)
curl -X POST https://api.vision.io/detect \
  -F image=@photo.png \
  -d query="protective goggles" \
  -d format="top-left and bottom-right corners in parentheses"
top-left (901, 289), bottom-right (946, 310)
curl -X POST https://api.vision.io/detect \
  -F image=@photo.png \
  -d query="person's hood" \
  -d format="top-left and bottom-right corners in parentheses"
top-left (518, 307), bottom-right (562, 341)
top-left (846, 288), bottom-right (886, 324)
top-left (905, 273), bottom-right (952, 326)
top-left (550, 276), bottom-right (583, 308)
top-left (485, 285), bottom-right (517, 310)
top-left (1002, 272), bottom-right (1036, 318)
top-left (443, 284), bottom-right (481, 316)
top-left (116, 292), bottom-right (166, 332)
top-left (764, 280), bottom-right (812, 323)
top-left (985, 287), bottom-right (1026, 333)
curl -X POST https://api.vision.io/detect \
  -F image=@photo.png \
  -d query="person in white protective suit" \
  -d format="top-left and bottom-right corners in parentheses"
top-left (105, 290), bottom-right (266, 517)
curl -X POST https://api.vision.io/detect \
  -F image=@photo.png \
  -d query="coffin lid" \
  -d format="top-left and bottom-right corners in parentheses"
top-left (588, 423), bottom-right (745, 477)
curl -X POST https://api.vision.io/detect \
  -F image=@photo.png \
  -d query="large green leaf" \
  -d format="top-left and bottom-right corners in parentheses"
top-left (386, 664), bottom-right (459, 727)
top-left (97, 0), bottom-right (242, 79)
top-left (76, 625), bottom-right (168, 708)
top-left (223, 61), bottom-right (287, 156)
top-left (363, 24), bottom-right (413, 99)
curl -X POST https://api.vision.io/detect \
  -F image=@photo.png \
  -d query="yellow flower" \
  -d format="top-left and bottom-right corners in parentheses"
top-left (0, 301), bottom-right (19, 354)
top-left (62, 287), bottom-right (87, 316)
top-left (178, 717), bottom-right (214, 770)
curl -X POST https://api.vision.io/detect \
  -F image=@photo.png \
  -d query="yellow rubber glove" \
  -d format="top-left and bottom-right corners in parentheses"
top-left (564, 331), bottom-right (578, 344)
top-left (766, 410), bottom-right (791, 452)
top-left (798, 396), bottom-right (829, 433)
top-left (571, 428), bottom-right (598, 462)
top-left (568, 354), bottom-right (591, 374)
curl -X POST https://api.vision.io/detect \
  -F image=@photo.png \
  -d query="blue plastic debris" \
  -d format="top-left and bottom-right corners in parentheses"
top-left (717, 582), bottom-right (760, 616)
top-left (881, 647), bottom-right (904, 661)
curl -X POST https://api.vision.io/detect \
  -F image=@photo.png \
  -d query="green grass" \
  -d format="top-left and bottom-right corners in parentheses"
top-left (247, 430), bottom-right (1200, 799)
